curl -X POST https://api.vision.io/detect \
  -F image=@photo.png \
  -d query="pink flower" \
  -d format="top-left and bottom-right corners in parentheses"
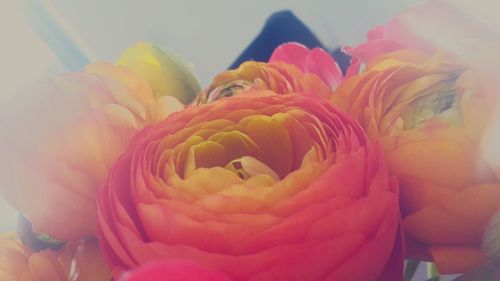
top-left (97, 92), bottom-right (402, 281)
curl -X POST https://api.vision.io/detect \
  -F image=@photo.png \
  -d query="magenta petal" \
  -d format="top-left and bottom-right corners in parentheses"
top-left (305, 48), bottom-right (343, 89)
top-left (345, 59), bottom-right (362, 79)
top-left (271, 42), bottom-right (344, 89)
top-left (269, 42), bottom-right (309, 69)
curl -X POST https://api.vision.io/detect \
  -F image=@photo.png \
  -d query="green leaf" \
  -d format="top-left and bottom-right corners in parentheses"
top-left (426, 263), bottom-right (442, 281)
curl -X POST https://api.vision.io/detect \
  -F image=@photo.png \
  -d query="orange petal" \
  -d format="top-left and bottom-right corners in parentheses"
top-left (72, 238), bottom-right (112, 281)
top-left (387, 138), bottom-right (475, 189)
top-left (404, 183), bottom-right (500, 245)
top-left (27, 251), bottom-right (66, 281)
top-left (398, 175), bottom-right (455, 216)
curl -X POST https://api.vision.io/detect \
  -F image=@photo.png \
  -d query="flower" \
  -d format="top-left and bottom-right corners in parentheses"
top-left (97, 92), bottom-right (402, 281)
top-left (339, 0), bottom-right (500, 274)
top-left (269, 42), bottom-right (343, 89)
top-left (0, 43), bottom-right (197, 241)
top-left (193, 54), bottom-right (333, 105)
top-left (117, 42), bottom-right (201, 104)
top-left (331, 49), bottom-right (500, 274)
top-left (120, 261), bottom-right (233, 281)
top-left (0, 233), bottom-right (110, 281)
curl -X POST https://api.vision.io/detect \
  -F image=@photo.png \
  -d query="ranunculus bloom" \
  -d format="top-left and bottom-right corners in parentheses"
top-left (332, 49), bottom-right (500, 274)
top-left (120, 261), bottom-right (233, 281)
top-left (347, 0), bottom-right (500, 184)
top-left (0, 234), bottom-right (110, 281)
top-left (0, 43), bottom-right (198, 241)
top-left (98, 92), bottom-right (402, 281)
top-left (343, 1), bottom-right (500, 273)
top-left (194, 57), bottom-right (333, 105)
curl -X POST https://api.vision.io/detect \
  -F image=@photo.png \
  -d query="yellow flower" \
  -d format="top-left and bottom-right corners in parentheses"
top-left (117, 42), bottom-right (200, 104)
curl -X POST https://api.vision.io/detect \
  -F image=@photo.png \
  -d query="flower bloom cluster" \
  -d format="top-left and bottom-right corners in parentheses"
top-left (0, 1), bottom-right (499, 280)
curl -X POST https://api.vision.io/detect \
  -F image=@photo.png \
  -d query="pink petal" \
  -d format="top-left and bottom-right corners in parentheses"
top-left (305, 47), bottom-right (343, 89)
top-left (345, 40), bottom-right (405, 63)
top-left (366, 25), bottom-right (386, 40)
top-left (345, 59), bottom-right (362, 79)
top-left (269, 42), bottom-right (309, 71)
top-left (270, 42), bottom-right (344, 89)
top-left (269, 42), bottom-right (309, 69)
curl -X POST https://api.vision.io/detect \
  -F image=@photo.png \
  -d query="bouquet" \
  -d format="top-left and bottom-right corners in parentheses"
top-left (0, 1), bottom-right (499, 280)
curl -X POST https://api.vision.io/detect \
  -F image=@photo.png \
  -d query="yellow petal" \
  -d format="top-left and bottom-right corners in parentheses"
top-left (184, 141), bottom-right (227, 177)
top-left (117, 42), bottom-right (200, 103)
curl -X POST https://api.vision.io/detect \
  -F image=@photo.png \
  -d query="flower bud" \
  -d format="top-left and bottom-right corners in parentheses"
top-left (117, 42), bottom-right (201, 104)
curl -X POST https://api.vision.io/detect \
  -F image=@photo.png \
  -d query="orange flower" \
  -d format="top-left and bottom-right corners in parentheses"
top-left (332, 49), bottom-right (500, 273)
top-left (193, 59), bottom-right (333, 105)
top-left (97, 92), bottom-right (402, 281)
top-left (0, 43), bottom-right (197, 241)
top-left (0, 233), bottom-right (110, 281)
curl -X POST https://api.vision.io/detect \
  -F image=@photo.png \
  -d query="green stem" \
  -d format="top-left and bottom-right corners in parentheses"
top-left (426, 263), bottom-right (442, 281)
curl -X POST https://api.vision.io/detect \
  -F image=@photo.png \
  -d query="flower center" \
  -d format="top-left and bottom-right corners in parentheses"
top-left (401, 84), bottom-right (463, 129)
top-left (225, 156), bottom-right (280, 181)
top-left (164, 111), bottom-right (330, 183)
top-left (194, 80), bottom-right (252, 105)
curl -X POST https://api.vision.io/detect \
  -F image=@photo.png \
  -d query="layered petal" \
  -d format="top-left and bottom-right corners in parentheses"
top-left (98, 92), bottom-right (402, 281)
top-left (270, 43), bottom-right (343, 89)
top-left (193, 59), bottom-right (333, 105)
